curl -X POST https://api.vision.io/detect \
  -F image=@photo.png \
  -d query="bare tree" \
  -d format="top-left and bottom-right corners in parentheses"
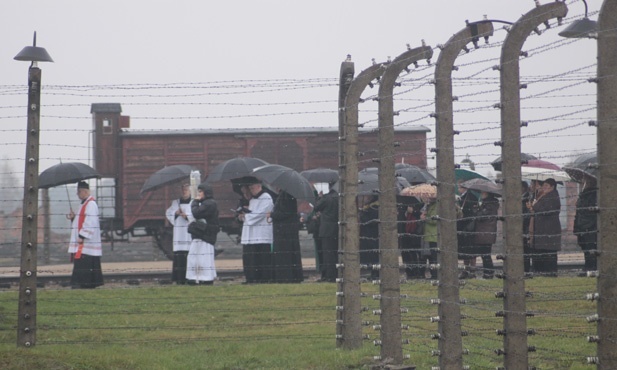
top-left (0, 157), bottom-right (23, 214)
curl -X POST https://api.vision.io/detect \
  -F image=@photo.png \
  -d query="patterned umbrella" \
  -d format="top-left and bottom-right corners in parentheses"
top-left (400, 183), bottom-right (437, 202)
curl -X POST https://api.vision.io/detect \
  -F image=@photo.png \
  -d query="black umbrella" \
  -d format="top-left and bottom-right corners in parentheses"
top-left (300, 168), bottom-right (339, 183)
top-left (252, 164), bottom-right (315, 200)
top-left (395, 163), bottom-right (412, 170)
top-left (395, 165), bottom-right (436, 184)
top-left (563, 152), bottom-right (598, 183)
top-left (490, 153), bottom-right (538, 172)
top-left (460, 178), bottom-right (502, 196)
top-left (356, 171), bottom-right (410, 196)
top-left (39, 162), bottom-right (100, 189)
top-left (205, 157), bottom-right (269, 184)
top-left (140, 164), bottom-right (196, 194)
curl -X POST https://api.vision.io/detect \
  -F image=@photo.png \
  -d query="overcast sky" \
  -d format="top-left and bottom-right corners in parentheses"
top-left (0, 0), bottom-right (601, 182)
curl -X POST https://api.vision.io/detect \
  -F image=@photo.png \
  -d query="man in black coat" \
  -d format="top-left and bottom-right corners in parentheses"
top-left (573, 179), bottom-right (598, 272)
top-left (529, 178), bottom-right (561, 275)
top-left (457, 180), bottom-right (479, 278)
top-left (522, 181), bottom-right (533, 273)
top-left (313, 183), bottom-right (339, 282)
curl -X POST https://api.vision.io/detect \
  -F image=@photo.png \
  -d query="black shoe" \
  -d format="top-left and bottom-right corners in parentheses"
top-left (459, 271), bottom-right (472, 279)
top-left (482, 274), bottom-right (494, 279)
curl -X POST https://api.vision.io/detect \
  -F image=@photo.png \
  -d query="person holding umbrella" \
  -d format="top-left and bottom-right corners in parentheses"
top-left (186, 182), bottom-right (219, 285)
top-left (573, 177), bottom-right (598, 272)
top-left (397, 197), bottom-right (424, 280)
top-left (165, 183), bottom-right (193, 284)
top-left (313, 181), bottom-right (339, 282)
top-left (67, 181), bottom-right (104, 289)
top-left (470, 190), bottom-right (500, 279)
top-left (269, 190), bottom-right (304, 283)
top-left (238, 177), bottom-right (274, 284)
top-left (527, 178), bottom-right (561, 275)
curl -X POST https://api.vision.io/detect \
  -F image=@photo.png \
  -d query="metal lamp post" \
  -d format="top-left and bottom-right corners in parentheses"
top-left (559, 0), bottom-right (598, 38)
top-left (14, 31), bottom-right (53, 348)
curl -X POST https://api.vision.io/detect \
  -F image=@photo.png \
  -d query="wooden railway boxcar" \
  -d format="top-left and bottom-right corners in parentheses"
top-left (90, 103), bottom-right (430, 257)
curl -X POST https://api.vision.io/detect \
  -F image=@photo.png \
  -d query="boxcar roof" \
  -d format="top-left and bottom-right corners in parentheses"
top-left (119, 126), bottom-right (431, 136)
top-left (91, 103), bottom-right (122, 114)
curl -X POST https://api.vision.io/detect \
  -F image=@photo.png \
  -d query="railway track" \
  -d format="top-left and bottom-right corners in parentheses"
top-left (0, 257), bottom-right (586, 289)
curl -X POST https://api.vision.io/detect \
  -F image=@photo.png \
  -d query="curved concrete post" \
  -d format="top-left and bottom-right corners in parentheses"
top-left (337, 60), bottom-right (354, 348)
top-left (339, 62), bottom-right (386, 350)
top-left (596, 0), bottom-right (617, 367)
top-left (378, 44), bottom-right (433, 363)
top-left (434, 21), bottom-right (494, 370)
top-left (499, 3), bottom-right (567, 369)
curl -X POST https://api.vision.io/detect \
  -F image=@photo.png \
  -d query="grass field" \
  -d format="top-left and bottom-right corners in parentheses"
top-left (0, 277), bottom-right (599, 369)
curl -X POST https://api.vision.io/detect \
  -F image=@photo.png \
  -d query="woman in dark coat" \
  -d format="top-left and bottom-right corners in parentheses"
top-left (398, 200), bottom-right (424, 279)
top-left (359, 195), bottom-right (380, 280)
top-left (457, 181), bottom-right (479, 278)
top-left (270, 190), bottom-right (304, 283)
top-left (529, 178), bottom-right (561, 274)
top-left (186, 182), bottom-right (219, 285)
top-left (472, 191), bottom-right (500, 278)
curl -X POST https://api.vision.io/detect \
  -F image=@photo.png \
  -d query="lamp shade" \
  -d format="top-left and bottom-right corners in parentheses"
top-left (14, 46), bottom-right (54, 62)
top-left (14, 32), bottom-right (54, 63)
top-left (558, 17), bottom-right (597, 38)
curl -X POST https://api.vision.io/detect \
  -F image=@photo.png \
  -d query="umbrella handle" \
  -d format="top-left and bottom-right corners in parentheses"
top-left (64, 183), bottom-right (73, 214)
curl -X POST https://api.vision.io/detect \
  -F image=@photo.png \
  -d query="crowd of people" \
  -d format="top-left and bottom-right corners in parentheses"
top-left (65, 170), bottom-right (598, 288)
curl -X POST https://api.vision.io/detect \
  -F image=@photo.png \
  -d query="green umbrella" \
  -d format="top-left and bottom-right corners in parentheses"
top-left (455, 168), bottom-right (489, 182)
top-left (454, 169), bottom-right (489, 196)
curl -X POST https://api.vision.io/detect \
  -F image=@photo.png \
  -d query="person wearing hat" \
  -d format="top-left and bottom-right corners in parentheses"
top-left (67, 181), bottom-right (103, 289)
top-left (186, 182), bottom-right (219, 285)
top-left (313, 181), bottom-right (339, 282)
top-left (528, 178), bottom-right (561, 275)
top-left (237, 177), bottom-right (274, 283)
top-left (165, 183), bottom-right (193, 284)
top-left (470, 191), bottom-right (500, 279)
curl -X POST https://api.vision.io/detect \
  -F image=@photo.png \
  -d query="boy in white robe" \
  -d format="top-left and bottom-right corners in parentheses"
top-left (166, 184), bottom-right (194, 284)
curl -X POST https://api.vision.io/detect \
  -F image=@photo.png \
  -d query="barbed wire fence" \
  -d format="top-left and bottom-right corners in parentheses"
top-left (0, 0), bottom-right (612, 368)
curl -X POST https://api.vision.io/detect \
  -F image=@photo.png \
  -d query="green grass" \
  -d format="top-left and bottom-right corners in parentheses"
top-left (0, 277), bottom-right (599, 369)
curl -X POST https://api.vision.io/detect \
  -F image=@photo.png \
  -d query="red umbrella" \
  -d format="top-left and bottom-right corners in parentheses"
top-left (522, 159), bottom-right (560, 170)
